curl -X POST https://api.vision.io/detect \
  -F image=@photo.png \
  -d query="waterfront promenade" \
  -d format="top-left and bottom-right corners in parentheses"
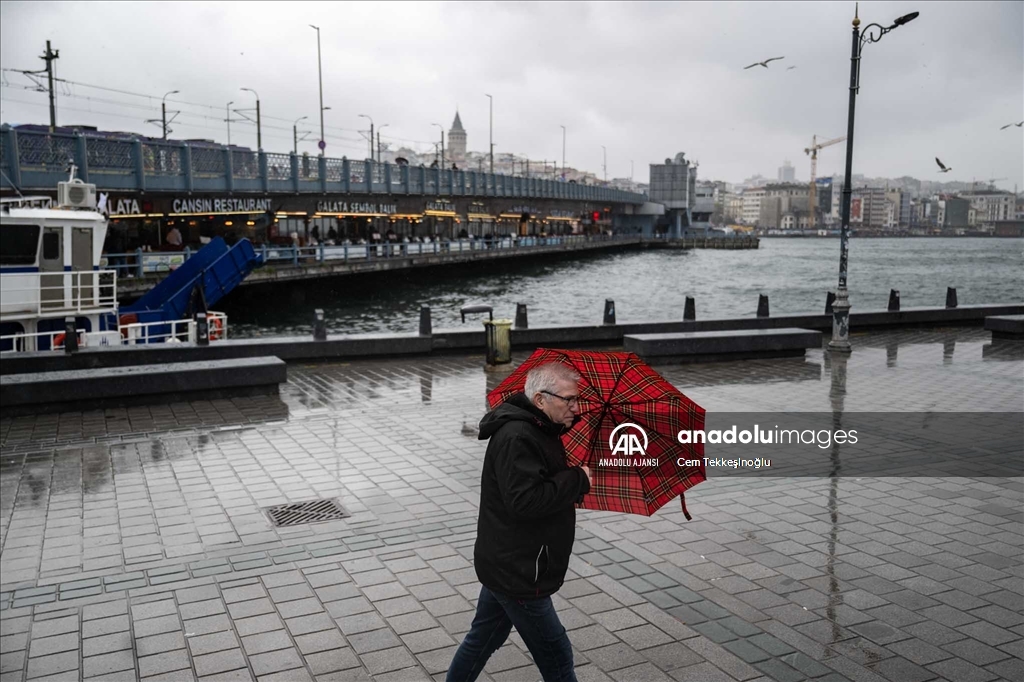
top-left (1, 328), bottom-right (1021, 682)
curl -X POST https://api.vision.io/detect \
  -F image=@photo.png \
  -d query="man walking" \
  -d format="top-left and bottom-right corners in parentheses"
top-left (447, 362), bottom-right (591, 682)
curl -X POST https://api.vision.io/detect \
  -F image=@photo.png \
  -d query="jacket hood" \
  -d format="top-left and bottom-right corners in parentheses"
top-left (479, 393), bottom-right (563, 440)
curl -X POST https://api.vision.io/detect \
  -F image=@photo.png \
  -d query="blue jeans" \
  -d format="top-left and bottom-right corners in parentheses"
top-left (447, 585), bottom-right (576, 682)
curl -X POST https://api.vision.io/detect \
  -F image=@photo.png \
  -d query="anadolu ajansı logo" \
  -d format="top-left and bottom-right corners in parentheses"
top-left (600, 423), bottom-right (657, 467)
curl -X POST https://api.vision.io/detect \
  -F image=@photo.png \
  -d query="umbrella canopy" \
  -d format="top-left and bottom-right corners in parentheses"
top-left (487, 348), bottom-right (706, 517)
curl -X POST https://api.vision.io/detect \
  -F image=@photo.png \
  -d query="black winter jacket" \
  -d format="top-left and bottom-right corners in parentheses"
top-left (473, 393), bottom-right (591, 599)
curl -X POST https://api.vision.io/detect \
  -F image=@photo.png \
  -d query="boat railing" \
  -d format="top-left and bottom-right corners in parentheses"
top-left (0, 270), bottom-right (118, 318)
top-left (0, 311), bottom-right (229, 353)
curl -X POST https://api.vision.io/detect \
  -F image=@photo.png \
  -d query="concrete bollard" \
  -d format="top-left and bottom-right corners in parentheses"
top-left (825, 292), bottom-right (836, 315)
top-left (195, 312), bottom-right (209, 347)
top-left (603, 299), bottom-right (616, 325)
top-left (684, 296), bottom-right (696, 321)
top-left (757, 294), bottom-right (770, 318)
top-left (515, 303), bottom-right (529, 329)
top-left (313, 309), bottom-right (327, 341)
top-left (419, 305), bottom-right (432, 336)
top-left (946, 287), bottom-right (958, 309)
top-left (64, 316), bottom-right (78, 354)
top-left (888, 289), bottom-right (900, 312)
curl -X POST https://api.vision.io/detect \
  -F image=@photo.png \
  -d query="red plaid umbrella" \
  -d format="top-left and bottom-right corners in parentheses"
top-left (487, 348), bottom-right (706, 518)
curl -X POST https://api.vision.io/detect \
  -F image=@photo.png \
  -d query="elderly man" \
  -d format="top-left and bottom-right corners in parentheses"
top-left (447, 362), bottom-right (591, 682)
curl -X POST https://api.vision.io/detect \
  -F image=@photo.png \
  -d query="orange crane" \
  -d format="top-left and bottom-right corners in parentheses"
top-left (805, 135), bottom-right (846, 227)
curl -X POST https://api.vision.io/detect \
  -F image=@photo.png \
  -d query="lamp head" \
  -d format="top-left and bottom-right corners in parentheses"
top-left (893, 11), bottom-right (919, 26)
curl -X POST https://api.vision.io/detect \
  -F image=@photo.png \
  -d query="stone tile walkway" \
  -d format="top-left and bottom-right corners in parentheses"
top-left (0, 328), bottom-right (1021, 682)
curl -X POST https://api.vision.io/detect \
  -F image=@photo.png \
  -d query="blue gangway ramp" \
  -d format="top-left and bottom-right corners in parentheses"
top-left (123, 237), bottom-right (262, 320)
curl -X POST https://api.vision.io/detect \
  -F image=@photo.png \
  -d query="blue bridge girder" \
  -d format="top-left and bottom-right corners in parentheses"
top-left (0, 124), bottom-right (648, 205)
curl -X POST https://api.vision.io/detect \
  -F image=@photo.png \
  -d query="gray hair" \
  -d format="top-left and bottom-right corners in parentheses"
top-left (524, 362), bottom-right (580, 400)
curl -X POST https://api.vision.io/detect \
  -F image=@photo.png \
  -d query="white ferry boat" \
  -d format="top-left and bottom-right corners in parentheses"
top-left (1, 172), bottom-right (229, 353)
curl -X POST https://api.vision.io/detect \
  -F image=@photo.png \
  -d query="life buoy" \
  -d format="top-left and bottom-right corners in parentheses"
top-left (209, 317), bottom-right (224, 340)
top-left (53, 333), bottom-right (65, 349)
top-left (119, 313), bottom-right (138, 339)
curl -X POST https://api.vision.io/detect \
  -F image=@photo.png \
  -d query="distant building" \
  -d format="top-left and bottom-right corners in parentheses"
top-left (448, 111), bottom-right (467, 164)
top-left (938, 196), bottom-right (970, 229)
top-left (777, 160), bottom-right (796, 183)
top-left (741, 187), bottom-right (766, 225)
top-left (759, 183), bottom-right (809, 230)
top-left (850, 187), bottom-right (887, 229)
top-left (649, 152), bottom-right (706, 237)
top-left (959, 190), bottom-right (1014, 225)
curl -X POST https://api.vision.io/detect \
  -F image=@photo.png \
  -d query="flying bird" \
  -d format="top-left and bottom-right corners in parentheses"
top-left (744, 56), bottom-right (785, 70)
top-left (1000, 121), bottom-right (1023, 130)
top-left (786, 66), bottom-right (797, 71)
top-left (935, 158), bottom-right (952, 173)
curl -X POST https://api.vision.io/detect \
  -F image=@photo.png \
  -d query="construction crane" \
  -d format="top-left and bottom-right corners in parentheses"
top-left (804, 135), bottom-right (846, 227)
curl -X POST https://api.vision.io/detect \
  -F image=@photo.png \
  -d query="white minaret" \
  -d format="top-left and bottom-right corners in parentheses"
top-left (448, 111), bottom-right (467, 164)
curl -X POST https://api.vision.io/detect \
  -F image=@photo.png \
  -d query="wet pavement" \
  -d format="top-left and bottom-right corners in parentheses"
top-left (0, 328), bottom-right (1021, 682)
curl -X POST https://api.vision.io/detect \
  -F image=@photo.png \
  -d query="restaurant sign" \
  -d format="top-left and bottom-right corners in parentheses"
top-left (317, 201), bottom-right (397, 214)
top-left (172, 197), bottom-right (272, 214)
top-left (425, 200), bottom-right (456, 213)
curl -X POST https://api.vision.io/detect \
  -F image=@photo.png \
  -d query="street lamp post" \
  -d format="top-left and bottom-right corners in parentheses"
top-left (240, 87), bottom-right (261, 150)
top-left (829, 5), bottom-right (919, 353)
top-left (161, 90), bottom-right (179, 140)
top-left (358, 114), bottom-right (374, 162)
top-left (225, 101), bottom-right (233, 146)
top-left (485, 93), bottom-right (493, 174)
top-left (293, 115), bottom-right (308, 154)
top-left (431, 123), bottom-right (445, 168)
top-left (560, 125), bottom-right (566, 180)
top-left (309, 24), bottom-right (325, 154)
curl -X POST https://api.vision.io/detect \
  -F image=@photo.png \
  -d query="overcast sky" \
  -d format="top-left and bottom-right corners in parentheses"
top-left (1, 1), bottom-right (1021, 188)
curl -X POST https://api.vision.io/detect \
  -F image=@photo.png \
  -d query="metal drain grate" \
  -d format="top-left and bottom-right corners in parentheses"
top-left (265, 498), bottom-right (350, 527)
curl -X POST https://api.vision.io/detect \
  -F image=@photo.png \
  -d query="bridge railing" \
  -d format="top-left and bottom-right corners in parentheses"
top-left (0, 124), bottom-right (648, 204)
top-left (103, 234), bottom-right (638, 280)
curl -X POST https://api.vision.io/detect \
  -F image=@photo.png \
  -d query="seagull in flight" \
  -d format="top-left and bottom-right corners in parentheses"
top-left (1000, 120), bottom-right (1023, 130)
top-left (935, 158), bottom-right (952, 173)
top-left (744, 56), bottom-right (785, 69)
top-left (786, 66), bottom-right (797, 71)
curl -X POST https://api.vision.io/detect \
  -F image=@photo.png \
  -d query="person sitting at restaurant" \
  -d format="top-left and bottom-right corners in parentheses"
top-left (327, 226), bottom-right (338, 245)
top-left (165, 226), bottom-right (183, 250)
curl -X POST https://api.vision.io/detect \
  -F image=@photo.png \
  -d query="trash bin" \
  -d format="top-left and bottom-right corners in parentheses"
top-left (484, 318), bottom-right (513, 365)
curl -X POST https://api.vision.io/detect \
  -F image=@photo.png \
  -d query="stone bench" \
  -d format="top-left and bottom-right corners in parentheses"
top-left (624, 328), bottom-right (822, 364)
top-left (0, 356), bottom-right (287, 415)
top-left (985, 315), bottom-right (1024, 340)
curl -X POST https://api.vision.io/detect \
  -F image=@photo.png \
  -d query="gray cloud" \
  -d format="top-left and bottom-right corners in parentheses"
top-left (1, 1), bottom-right (1021, 188)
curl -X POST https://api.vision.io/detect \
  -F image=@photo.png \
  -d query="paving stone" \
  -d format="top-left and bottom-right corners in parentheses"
top-left (134, 614), bottom-right (181, 638)
top-left (942, 638), bottom-right (1011, 667)
top-left (752, 659), bottom-right (806, 682)
top-left (82, 615), bottom-right (130, 639)
top-left (249, 648), bottom-right (304, 676)
top-left (305, 648), bottom-right (362, 676)
top-left (389, 611), bottom-right (440, 636)
top-left (295, 628), bottom-right (347, 655)
top-left (668, 662), bottom-right (739, 682)
top-left (641, 642), bottom-right (704, 672)
top-left (136, 649), bottom-right (191, 678)
top-left (28, 633), bottom-right (79, 658)
top-left (615, 624), bottom-right (674, 650)
top-left (30, 616), bottom-right (78, 640)
top-left (348, 628), bottom-right (403, 654)
top-left (400, 628), bottom-right (456, 654)
top-left (360, 646), bottom-right (419, 675)
top-left (26, 651), bottom-right (78, 679)
top-left (284, 613), bottom-right (335, 637)
top-left (183, 614), bottom-right (232, 636)
top-left (189, 630), bottom-right (240, 657)
top-left (581, 643), bottom-right (647, 672)
top-left (722, 639), bottom-right (771, 664)
top-left (608, 662), bottom-right (673, 681)
top-left (193, 649), bottom-right (248, 678)
top-left (241, 630), bottom-right (293, 656)
top-left (870, 656), bottom-right (940, 682)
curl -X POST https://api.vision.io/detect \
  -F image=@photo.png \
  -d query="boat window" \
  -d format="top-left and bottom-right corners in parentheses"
top-left (42, 232), bottom-right (60, 261)
top-left (0, 224), bottom-right (41, 265)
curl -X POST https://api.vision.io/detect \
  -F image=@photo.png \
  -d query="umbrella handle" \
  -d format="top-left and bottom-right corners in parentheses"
top-left (681, 494), bottom-right (692, 521)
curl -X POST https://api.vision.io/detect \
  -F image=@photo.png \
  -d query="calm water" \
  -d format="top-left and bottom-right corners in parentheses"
top-left (221, 238), bottom-right (1024, 337)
